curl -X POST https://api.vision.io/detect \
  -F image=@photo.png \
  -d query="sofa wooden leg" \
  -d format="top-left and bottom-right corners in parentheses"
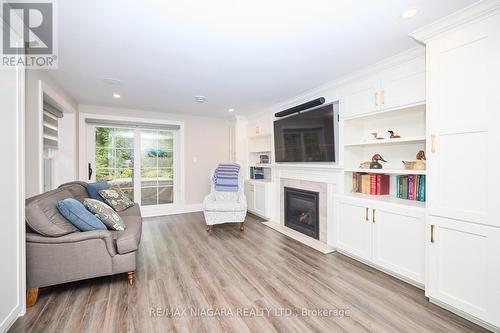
top-left (206, 225), bottom-right (213, 232)
top-left (26, 288), bottom-right (39, 308)
top-left (128, 272), bottom-right (135, 286)
top-left (240, 222), bottom-right (245, 232)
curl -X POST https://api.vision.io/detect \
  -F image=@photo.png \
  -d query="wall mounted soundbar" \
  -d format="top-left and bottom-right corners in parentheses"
top-left (274, 97), bottom-right (326, 118)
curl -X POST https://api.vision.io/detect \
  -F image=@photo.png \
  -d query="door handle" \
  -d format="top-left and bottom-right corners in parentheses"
top-left (374, 92), bottom-right (379, 106)
top-left (431, 134), bottom-right (437, 153)
top-left (380, 90), bottom-right (385, 105)
top-left (372, 209), bottom-right (376, 223)
top-left (365, 207), bottom-right (369, 221)
top-left (88, 163), bottom-right (93, 180)
top-left (431, 224), bottom-right (435, 243)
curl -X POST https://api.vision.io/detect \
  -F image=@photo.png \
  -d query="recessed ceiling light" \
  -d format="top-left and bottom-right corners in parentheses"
top-left (103, 78), bottom-right (124, 86)
top-left (194, 95), bottom-right (206, 103)
top-left (401, 7), bottom-right (418, 19)
top-left (228, 108), bottom-right (234, 113)
top-left (113, 93), bottom-right (121, 99)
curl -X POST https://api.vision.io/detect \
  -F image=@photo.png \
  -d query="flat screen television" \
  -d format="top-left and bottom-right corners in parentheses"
top-left (274, 102), bottom-right (339, 163)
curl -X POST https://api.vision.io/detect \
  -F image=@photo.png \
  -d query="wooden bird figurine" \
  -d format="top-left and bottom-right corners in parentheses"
top-left (403, 150), bottom-right (426, 170)
top-left (388, 130), bottom-right (401, 139)
top-left (360, 154), bottom-right (387, 169)
top-left (371, 132), bottom-right (384, 140)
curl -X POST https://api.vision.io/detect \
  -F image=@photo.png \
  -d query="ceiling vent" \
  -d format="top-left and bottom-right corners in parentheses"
top-left (194, 95), bottom-right (206, 103)
top-left (102, 78), bottom-right (124, 86)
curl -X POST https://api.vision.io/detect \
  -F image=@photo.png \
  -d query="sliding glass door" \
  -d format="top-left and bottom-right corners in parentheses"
top-left (87, 125), bottom-right (178, 208)
top-left (140, 130), bottom-right (174, 205)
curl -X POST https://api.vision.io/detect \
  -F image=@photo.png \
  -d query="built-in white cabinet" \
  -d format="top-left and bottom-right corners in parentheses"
top-left (334, 195), bottom-right (425, 285)
top-left (411, 3), bottom-right (500, 329)
top-left (427, 216), bottom-right (500, 328)
top-left (343, 55), bottom-right (425, 118)
top-left (245, 180), bottom-right (272, 220)
top-left (336, 198), bottom-right (372, 261)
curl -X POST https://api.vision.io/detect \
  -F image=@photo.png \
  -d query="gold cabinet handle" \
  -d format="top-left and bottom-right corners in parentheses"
top-left (372, 209), bottom-right (376, 223)
top-left (431, 134), bottom-right (437, 153)
top-left (380, 90), bottom-right (385, 105)
top-left (365, 207), bottom-right (369, 221)
top-left (374, 92), bottom-right (379, 106)
top-left (431, 224), bottom-right (435, 243)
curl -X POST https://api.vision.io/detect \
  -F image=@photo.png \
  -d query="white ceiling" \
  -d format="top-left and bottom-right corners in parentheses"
top-left (49, 0), bottom-right (477, 117)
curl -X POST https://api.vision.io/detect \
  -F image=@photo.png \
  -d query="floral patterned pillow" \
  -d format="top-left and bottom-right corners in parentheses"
top-left (83, 198), bottom-right (126, 231)
top-left (98, 187), bottom-right (134, 212)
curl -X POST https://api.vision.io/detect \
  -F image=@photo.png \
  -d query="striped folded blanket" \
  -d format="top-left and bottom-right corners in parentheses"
top-left (213, 163), bottom-right (240, 192)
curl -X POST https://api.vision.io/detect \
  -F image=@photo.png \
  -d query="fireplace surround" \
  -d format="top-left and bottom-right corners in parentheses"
top-left (284, 187), bottom-right (320, 239)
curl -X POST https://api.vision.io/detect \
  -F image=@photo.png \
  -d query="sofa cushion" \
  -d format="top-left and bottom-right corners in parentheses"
top-left (86, 182), bottom-right (109, 202)
top-left (26, 188), bottom-right (79, 236)
top-left (58, 182), bottom-right (89, 203)
top-left (83, 198), bottom-right (126, 231)
top-left (117, 204), bottom-right (141, 218)
top-left (112, 215), bottom-right (142, 254)
top-left (99, 188), bottom-right (134, 212)
top-left (57, 198), bottom-right (107, 232)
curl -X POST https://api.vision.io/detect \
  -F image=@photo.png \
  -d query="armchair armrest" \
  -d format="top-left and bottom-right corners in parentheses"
top-left (27, 230), bottom-right (116, 257)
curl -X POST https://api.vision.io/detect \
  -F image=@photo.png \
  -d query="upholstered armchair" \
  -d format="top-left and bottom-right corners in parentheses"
top-left (203, 171), bottom-right (247, 231)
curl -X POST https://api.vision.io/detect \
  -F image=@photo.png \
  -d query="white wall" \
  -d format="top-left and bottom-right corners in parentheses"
top-left (0, 65), bottom-right (25, 332)
top-left (78, 105), bottom-right (232, 206)
top-left (25, 70), bottom-right (79, 197)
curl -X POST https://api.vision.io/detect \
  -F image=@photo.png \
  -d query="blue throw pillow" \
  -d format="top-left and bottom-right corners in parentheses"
top-left (56, 198), bottom-right (107, 231)
top-left (86, 182), bottom-right (109, 202)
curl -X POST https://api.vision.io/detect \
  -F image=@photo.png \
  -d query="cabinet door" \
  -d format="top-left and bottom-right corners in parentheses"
top-left (253, 183), bottom-right (266, 216)
top-left (244, 182), bottom-right (254, 211)
top-left (427, 15), bottom-right (500, 227)
top-left (427, 216), bottom-right (500, 326)
top-left (335, 197), bottom-right (372, 261)
top-left (343, 78), bottom-right (380, 118)
top-left (379, 56), bottom-right (426, 110)
top-left (372, 205), bottom-right (425, 284)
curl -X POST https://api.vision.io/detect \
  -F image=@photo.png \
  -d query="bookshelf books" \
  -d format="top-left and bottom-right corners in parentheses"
top-left (397, 175), bottom-right (426, 202)
top-left (352, 173), bottom-right (390, 195)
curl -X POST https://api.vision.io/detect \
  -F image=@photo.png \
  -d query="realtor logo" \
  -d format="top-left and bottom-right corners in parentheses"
top-left (1, 0), bottom-right (57, 68)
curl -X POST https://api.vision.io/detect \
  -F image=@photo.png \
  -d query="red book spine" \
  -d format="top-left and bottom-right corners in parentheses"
top-left (376, 175), bottom-right (382, 195)
top-left (378, 174), bottom-right (390, 195)
top-left (370, 174), bottom-right (377, 195)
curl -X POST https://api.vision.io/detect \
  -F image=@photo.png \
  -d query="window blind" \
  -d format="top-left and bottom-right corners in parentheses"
top-left (43, 101), bottom-right (63, 148)
top-left (85, 118), bottom-right (181, 131)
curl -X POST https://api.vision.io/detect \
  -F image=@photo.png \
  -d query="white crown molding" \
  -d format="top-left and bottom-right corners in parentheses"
top-left (409, 0), bottom-right (500, 43)
top-left (248, 46), bottom-right (425, 120)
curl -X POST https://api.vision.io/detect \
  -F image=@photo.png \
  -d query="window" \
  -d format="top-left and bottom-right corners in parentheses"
top-left (140, 130), bottom-right (174, 205)
top-left (94, 127), bottom-right (135, 200)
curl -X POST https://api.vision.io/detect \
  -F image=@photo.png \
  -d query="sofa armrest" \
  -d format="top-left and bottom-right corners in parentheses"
top-left (203, 192), bottom-right (216, 209)
top-left (238, 192), bottom-right (247, 209)
top-left (27, 230), bottom-right (116, 257)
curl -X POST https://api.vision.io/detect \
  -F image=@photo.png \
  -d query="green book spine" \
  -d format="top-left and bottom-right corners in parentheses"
top-left (402, 176), bottom-right (408, 199)
top-left (419, 175), bottom-right (426, 202)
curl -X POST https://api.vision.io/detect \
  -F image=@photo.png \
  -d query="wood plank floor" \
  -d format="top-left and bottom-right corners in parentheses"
top-left (10, 212), bottom-right (489, 333)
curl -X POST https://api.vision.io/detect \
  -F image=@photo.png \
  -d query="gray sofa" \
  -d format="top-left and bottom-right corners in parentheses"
top-left (25, 181), bottom-right (142, 307)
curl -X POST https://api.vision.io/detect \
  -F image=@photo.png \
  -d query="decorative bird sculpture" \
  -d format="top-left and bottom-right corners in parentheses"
top-left (371, 132), bottom-right (384, 140)
top-left (403, 150), bottom-right (426, 170)
top-left (360, 154), bottom-right (387, 169)
top-left (388, 130), bottom-right (401, 139)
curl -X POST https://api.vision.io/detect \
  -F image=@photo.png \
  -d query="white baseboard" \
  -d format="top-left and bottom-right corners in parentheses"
top-left (141, 203), bottom-right (203, 217)
top-left (0, 304), bottom-right (22, 333)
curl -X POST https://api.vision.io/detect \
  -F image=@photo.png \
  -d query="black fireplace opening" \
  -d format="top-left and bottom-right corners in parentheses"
top-left (284, 187), bottom-right (319, 240)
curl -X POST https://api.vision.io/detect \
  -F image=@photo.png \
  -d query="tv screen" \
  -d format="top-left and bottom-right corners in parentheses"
top-left (274, 103), bottom-right (337, 162)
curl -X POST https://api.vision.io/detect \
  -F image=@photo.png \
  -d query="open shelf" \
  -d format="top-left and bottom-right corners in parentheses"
top-left (344, 136), bottom-right (426, 147)
top-left (345, 168), bottom-right (426, 175)
top-left (342, 192), bottom-right (426, 209)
